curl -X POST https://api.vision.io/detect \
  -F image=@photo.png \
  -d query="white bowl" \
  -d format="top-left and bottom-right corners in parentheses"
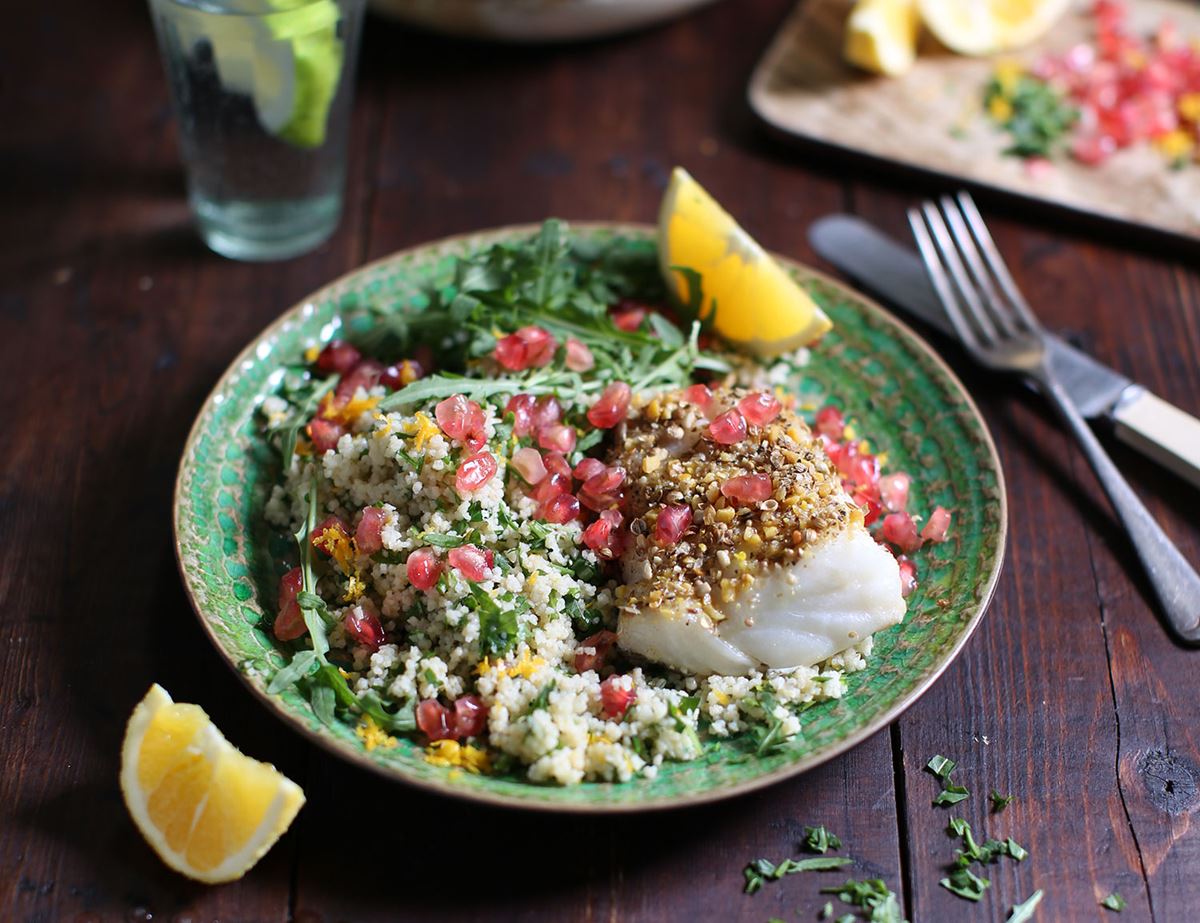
top-left (369, 0), bottom-right (722, 42)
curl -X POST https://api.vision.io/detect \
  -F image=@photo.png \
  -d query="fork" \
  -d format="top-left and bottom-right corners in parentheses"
top-left (909, 192), bottom-right (1200, 643)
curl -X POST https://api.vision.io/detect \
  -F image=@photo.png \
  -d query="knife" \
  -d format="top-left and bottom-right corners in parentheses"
top-left (809, 214), bottom-right (1200, 490)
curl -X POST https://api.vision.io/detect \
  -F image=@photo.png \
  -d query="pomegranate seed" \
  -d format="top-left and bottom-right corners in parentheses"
top-left (721, 474), bottom-right (773, 504)
top-left (456, 451), bottom-right (498, 494)
top-left (344, 606), bottom-right (385, 651)
top-left (435, 394), bottom-right (485, 445)
top-left (453, 694), bottom-right (488, 738)
top-left (517, 326), bottom-right (557, 368)
top-left (538, 423), bottom-right (577, 454)
top-left (311, 515), bottom-right (350, 554)
top-left (852, 487), bottom-right (882, 526)
top-left (611, 300), bottom-right (646, 332)
top-left (738, 391), bottom-right (782, 426)
top-left (708, 410), bottom-right (747, 445)
top-left (448, 544), bottom-right (494, 582)
top-left (307, 417), bottom-right (346, 453)
top-left (505, 394), bottom-right (537, 437)
top-left (655, 504), bottom-right (693, 545)
top-left (880, 472), bottom-right (911, 513)
top-left (380, 359), bottom-right (423, 391)
top-left (511, 446), bottom-right (547, 485)
top-left (540, 492), bottom-right (581, 524)
top-left (599, 676), bottom-right (637, 719)
top-left (898, 557), bottom-right (918, 597)
top-left (532, 395), bottom-right (561, 431)
top-left (494, 332), bottom-right (531, 371)
top-left (574, 630), bottom-right (618, 673)
top-left (532, 472), bottom-right (572, 504)
top-left (407, 548), bottom-right (443, 591)
top-left (844, 452), bottom-right (880, 489)
top-left (814, 406), bottom-right (844, 440)
top-left (682, 383), bottom-right (713, 409)
top-left (582, 509), bottom-right (624, 559)
top-left (416, 699), bottom-right (455, 741)
top-left (587, 381), bottom-right (632, 429)
top-left (574, 457), bottom-right (607, 482)
top-left (882, 511), bottom-right (923, 554)
top-left (355, 507), bottom-right (387, 555)
top-left (579, 466), bottom-right (626, 511)
top-left (542, 452), bottom-right (573, 480)
top-left (564, 337), bottom-right (595, 372)
top-left (921, 506), bottom-right (952, 543)
top-left (315, 340), bottom-right (361, 375)
top-left (334, 359), bottom-right (384, 404)
top-left (274, 567), bottom-right (307, 641)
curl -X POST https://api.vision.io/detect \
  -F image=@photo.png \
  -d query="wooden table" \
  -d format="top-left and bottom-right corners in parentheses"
top-left (4, 1), bottom-right (1199, 920)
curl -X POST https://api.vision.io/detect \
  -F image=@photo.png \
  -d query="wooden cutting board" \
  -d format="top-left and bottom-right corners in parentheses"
top-left (749, 0), bottom-right (1200, 240)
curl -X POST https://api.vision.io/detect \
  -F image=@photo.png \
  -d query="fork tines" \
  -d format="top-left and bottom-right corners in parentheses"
top-left (907, 193), bottom-right (1043, 354)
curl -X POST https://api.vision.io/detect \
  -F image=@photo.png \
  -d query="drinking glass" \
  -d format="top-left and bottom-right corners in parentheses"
top-left (148, 0), bottom-right (366, 261)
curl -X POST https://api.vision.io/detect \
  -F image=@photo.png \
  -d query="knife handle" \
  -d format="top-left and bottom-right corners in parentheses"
top-left (1113, 389), bottom-right (1200, 490)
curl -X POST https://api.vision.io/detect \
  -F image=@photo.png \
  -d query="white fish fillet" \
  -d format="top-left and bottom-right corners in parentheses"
top-left (612, 387), bottom-right (905, 676)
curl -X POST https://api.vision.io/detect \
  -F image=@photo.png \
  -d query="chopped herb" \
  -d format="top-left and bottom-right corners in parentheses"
top-left (940, 866), bottom-right (990, 902)
top-left (751, 688), bottom-right (789, 756)
top-left (990, 789), bottom-right (1014, 812)
top-left (1101, 893), bottom-right (1126, 912)
top-left (835, 916), bottom-right (855, 923)
top-left (743, 857), bottom-right (852, 893)
top-left (821, 878), bottom-right (907, 923)
top-left (984, 70), bottom-right (1078, 159)
top-left (820, 902), bottom-right (833, 919)
top-left (529, 680), bottom-right (556, 712)
top-left (803, 826), bottom-right (842, 854)
top-left (1007, 889), bottom-right (1044, 922)
top-left (372, 549), bottom-right (406, 565)
top-left (667, 699), bottom-right (703, 754)
top-left (420, 532), bottom-right (467, 548)
top-left (1004, 838), bottom-right (1028, 862)
top-left (471, 586), bottom-right (521, 657)
top-left (926, 754), bottom-right (956, 780)
top-left (933, 783), bottom-right (970, 807)
top-left (423, 667), bottom-right (438, 686)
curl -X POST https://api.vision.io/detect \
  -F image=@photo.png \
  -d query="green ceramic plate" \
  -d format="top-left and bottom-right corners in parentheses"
top-left (174, 223), bottom-right (1006, 812)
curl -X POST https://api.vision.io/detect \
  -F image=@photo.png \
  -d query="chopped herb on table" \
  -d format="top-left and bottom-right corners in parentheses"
top-left (820, 878), bottom-right (907, 923)
top-left (926, 753), bottom-right (970, 806)
top-left (743, 856), bottom-right (853, 893)
top-left (990, 789), bottom-right (1014, 812)
top-left (803, 825), bottom-right (842, 854)
top-left (1101, 892), bottom-right (1127, 912)
top-left (940, 865), bottom-right (990, 902)
top-left (1007, 889), bottom-right (1044, 922)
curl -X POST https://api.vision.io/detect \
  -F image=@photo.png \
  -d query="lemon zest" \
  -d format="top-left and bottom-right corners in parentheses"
top-left (404, 411), bottom-right (440, 451)
top-left (313, 527), bottom-right (357, 575)
top-left (304, 344), bottom-right (321, 363)
top-left (425, 740), bottom-right (492, 774)
top-left (356, 716), bottom-right (397, 752)
top-left (713, 691), bottom-right (731, 705)
top-left (505, 651), bottom-right (545, 680)
top-left (341, 574), bottom-right (367, 602)
top-left (398, 359), bottom-right (421, 386)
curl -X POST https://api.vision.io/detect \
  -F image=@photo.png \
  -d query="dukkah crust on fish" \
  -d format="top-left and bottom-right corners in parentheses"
top-left (612, 388), bottom-right (905, 675)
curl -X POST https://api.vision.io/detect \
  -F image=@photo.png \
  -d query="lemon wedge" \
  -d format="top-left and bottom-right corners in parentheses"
top-left (918, 0), bottom-right (1069, 55)
top-left (120, 684), bottom-right (305, 884)
top-left (844, 0), bottom-right (920, 77)
top-left (657, 167), bottom-right (832, 357)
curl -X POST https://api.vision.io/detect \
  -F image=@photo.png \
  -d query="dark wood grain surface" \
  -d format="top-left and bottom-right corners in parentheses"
top-left (3, 1), bottom-right (1199, 921)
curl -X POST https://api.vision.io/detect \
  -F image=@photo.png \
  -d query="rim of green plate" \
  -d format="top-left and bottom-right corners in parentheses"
top-left (173, 221), bottom-right (1008, 813)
